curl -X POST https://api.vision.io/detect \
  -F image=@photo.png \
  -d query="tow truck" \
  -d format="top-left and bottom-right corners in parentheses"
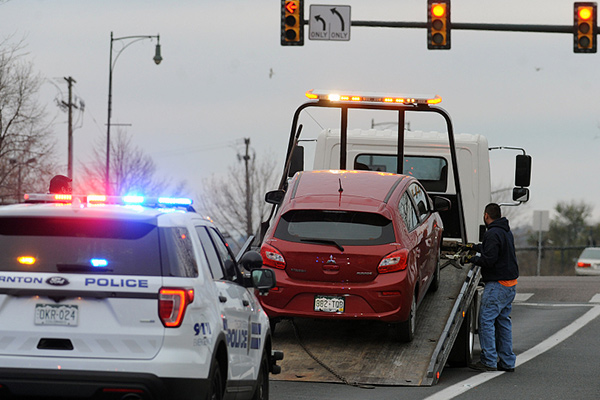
top-left (258, 89), bottom-right (531, 386)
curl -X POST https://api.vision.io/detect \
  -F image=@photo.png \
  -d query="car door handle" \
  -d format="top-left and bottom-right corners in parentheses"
top-left (242, 300), bottom-right (250, 307)
top-left (219, 295), bottom-right (227, 303)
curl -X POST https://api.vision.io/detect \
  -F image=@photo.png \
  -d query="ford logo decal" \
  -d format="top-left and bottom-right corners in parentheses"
top-left (46, 276), bottom-right (70, 286)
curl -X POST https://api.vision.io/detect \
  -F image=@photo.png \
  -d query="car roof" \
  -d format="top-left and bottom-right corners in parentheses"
top-left (0, 202), bottom-right (189, 222)
top-left (282, 170), bottom-right (410, 214)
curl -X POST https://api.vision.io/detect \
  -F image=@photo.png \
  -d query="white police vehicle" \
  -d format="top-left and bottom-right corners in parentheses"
top-left (0, 193), bottom-right (281, 400)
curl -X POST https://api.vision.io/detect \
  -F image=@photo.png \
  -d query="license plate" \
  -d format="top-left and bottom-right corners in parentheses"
top-left (314, 296), bottom-right (345, 313)
top-left (35, 304), bottom-right (79, 326)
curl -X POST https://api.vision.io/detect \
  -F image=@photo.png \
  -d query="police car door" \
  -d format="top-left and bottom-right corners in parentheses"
top-left (195, 226), bottom-right (258, 381)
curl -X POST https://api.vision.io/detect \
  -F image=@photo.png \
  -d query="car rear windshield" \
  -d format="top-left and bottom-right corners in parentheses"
top-left (0, 217), bottom-right (162, 276)
top-left (580, 248), bottom-right (600, 259)
top-left (274, 210), bottom-right (395, 246)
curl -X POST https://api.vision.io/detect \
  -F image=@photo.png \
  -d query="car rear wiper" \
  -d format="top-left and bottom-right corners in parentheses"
top-left (56, 264), bottom-right (113, 273)
top-left (300, 238), bottom-right (344, 252)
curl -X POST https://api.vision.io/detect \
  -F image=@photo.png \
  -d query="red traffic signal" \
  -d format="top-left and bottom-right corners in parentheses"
top-left (574, 2), bottom-right (597, 53)
top-left (428, 0), bottom-right (450, 50)
top-left (281, 0), bottom-right (304, 46)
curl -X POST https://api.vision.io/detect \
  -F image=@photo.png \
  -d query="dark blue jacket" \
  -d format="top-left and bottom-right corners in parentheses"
top-left (472, 217), bottom-right (519, 282)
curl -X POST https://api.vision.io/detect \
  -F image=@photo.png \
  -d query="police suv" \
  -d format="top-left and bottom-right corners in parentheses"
top-left (0, 193), bottom-right (281, 400)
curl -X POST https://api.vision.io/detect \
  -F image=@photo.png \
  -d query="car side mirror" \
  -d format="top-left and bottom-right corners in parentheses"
top-left (265, 190), bottom-right (285, 205)
top-left (251, 268), bottom-right (276, 295)
top-left (433, 196), bottom-right (451, 212)
top-left (512, 187), bottom-right (530, 203)
top-left (238, 250), bottom-right (263, 271)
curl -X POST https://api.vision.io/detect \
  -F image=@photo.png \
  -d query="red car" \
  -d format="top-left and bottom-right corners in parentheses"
top-left (259, 170), bottom-right (448, 342)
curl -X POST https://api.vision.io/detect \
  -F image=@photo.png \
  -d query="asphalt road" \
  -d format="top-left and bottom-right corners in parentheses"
top-left (271, 276), bottom-right (600, 400)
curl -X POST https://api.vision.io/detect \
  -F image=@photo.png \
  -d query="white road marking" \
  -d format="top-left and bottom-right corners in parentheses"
top-left (589, 294), bottom-right (600, 303)
top-left (423, 305), bottom-right (600, 400)
top-left (514, 293), bottom-right (533, 302)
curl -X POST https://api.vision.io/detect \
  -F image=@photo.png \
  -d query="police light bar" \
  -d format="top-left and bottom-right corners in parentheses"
top-left (305, 89), bottom-right (442, 105)
top-left (23, 193), bottom-right (193, 208)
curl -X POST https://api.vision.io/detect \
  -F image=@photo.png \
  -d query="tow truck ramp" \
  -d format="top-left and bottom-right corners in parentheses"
top-left (271, 263), bottom-right (480, 387)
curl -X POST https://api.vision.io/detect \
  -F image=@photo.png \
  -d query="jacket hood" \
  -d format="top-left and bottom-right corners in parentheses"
top-left (487, 217), bottom-right (510, 232)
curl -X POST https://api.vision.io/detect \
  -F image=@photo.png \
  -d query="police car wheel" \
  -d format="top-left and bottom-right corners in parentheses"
top-left (209, 359), bottom-right (224, 400)
top-left (252, 350), bottom-right (269, 400)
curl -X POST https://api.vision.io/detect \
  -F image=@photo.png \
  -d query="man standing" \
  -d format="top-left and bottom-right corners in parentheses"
top-left (469, 203), bottom-right (519, 372)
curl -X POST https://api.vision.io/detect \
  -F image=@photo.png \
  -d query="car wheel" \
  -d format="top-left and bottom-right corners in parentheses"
top-left (252, 350), bottom-right (270, 400)
top-left (208, 359), bottom-right (224, 400)
top-left (447, 300), bottom-right (475, 367)
top-left (397, 293), bottom-right (416, 342)
top-left (429, 248), bottom-right (441, 293)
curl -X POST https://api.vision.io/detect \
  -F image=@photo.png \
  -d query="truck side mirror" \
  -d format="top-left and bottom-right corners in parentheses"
top-left (515, 154), bottom-right (531, 187)
top-left (288, 145), bottom-right (305, 177)
top-left (265, 190), bottom-right (285, 205)
top-left (512, 187), bottom-right (530, 202)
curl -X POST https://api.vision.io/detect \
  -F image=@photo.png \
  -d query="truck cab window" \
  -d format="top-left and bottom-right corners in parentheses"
top-left (355, 154), bottom-right (448, 192)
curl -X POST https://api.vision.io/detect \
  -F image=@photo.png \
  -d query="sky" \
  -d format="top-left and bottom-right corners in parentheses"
top-left (2, 0), bottom-right (600, 225)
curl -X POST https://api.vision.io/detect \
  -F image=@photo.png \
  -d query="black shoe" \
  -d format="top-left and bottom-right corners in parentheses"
top-left (468, 361), bottom-right (497, 372)
top-left (498, 365), bottom-right (515, 372)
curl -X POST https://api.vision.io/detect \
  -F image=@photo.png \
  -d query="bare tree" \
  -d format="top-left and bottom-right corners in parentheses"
top-left (0, 38), bottom-right (57, 202)
top-left (77, 129), bottom-right (185, 196)
top-left (199, 153), bottom-right (278, 244)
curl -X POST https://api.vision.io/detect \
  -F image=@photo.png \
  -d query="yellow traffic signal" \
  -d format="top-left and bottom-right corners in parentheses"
top-left (281, 0), bottom-right (304, 46)
top-left (574, 2), bottom-right (597, 53)
top-left (428, 0), bottom-right (450, 50)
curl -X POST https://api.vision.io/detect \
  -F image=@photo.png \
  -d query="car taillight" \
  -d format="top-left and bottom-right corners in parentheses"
top-left (577, 262), bottom-right (591, 268)
top-left (159, 288), bottom-right (194, 328)
top-left (378, 249), bottom-right (409, 274)
top-left (261, 243), bottom-right (286, 269)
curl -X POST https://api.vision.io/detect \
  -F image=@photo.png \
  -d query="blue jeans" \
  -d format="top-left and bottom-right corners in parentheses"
top-left (478, 281), bottom-right (516, 369)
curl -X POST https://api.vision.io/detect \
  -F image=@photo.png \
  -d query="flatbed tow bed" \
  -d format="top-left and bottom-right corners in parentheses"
top-left (271, 263), bottom-right (480, 386)
top-left (261, 90), bottom-right (490, 387)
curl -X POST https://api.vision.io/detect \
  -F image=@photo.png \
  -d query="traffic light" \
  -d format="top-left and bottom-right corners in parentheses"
top-left (281, 0), bottom-right (304, 46)
top-left (574, 2), bottom-right (597, 53)
top-left (428, 0), bottom-right (450, 50)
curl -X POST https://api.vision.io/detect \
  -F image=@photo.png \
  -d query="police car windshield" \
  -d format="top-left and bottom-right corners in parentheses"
top-left (0, 217), bottom-right (161, 276)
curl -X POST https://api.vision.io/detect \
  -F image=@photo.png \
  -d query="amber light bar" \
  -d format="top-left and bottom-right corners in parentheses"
top-left (306, 89), bottom-right (442, 105)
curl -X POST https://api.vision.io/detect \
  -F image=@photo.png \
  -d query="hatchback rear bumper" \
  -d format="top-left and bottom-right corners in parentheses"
top-left (260, 269), bottom-right (415, 322)
top-left (0, 367), bottom-right (208, 400)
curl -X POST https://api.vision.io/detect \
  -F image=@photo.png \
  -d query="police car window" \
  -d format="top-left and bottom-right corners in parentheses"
top-left (207, 228), bottom-right (239, 281)
top-left (0, 217), bottom-right (161, 276)
top-left (408, 183), bottom-right (429, 222)
top-left (399, 193), bottom-right (419, 232)
top-left (159, 227), bottom-right (198, 277)
top-left (195, 226), bottom-right (226, 280)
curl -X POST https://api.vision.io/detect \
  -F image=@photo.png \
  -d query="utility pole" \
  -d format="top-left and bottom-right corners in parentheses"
top-left (63, 77), bottom-right (77, 180)
top-left (243, 138), bottom-right (253, 237)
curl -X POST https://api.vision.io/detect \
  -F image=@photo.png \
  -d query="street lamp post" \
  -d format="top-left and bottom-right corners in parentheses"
top-left (106, 31), bottom-right (162, 195)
